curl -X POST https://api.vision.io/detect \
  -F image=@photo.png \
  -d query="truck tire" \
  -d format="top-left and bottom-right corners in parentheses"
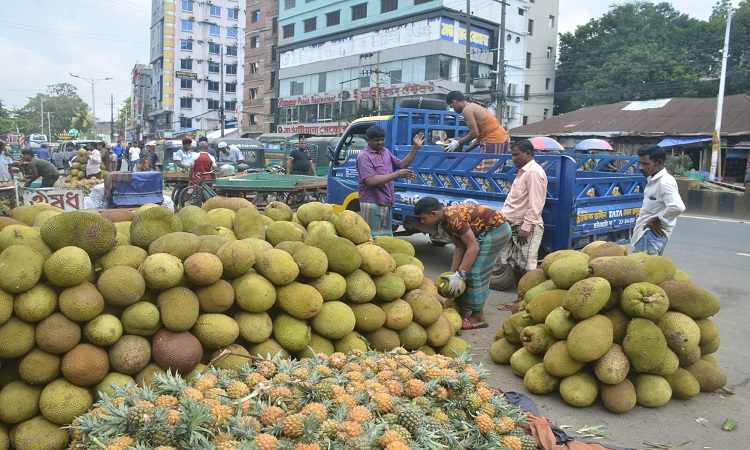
top-left (398, 98), bottom-right (447, 110)
top-left (490, 262), bottom-right (515, 291)
top-left (429, 226), bottom-right (451, 246)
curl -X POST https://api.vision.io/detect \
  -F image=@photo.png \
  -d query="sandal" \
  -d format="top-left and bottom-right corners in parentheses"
top-left (461, 318), bottom-right (489, 330)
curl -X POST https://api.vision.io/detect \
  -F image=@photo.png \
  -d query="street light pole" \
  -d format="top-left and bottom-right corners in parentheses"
top-left (69, 73), bottom-right (113, 130)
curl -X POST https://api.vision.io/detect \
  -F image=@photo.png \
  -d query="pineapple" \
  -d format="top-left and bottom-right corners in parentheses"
top-left (282, 413), bottom-right (305, 438)
top-left (255, 433), bottom-right (279, 449)
top-left (300, 402), bottom-right (328, 420)
top-left (152, 426), bottom-right (177, 447)
top-left (495, 416), bottom-right (516, 435)
top-left (154, 395), bottom-right (179, 408)
top-left (520, 434), bottom-right (539, 450)
top-left (346, 405), bottom-right (373, 423)
top-left (385, 442), bottom-right (412, 450)
top-left (260, 405), bottom-right (287, 426)
top-left (396, 407), bottom-right (422, 435)
top-left (226, 380), bottom-right (250, 399)
top-left (379, 430), bottom-right (405, 448)
top-left (256, 360), bottom-right (277, 378)
top-left (336, 421), bottom-right (364, 442)
top-left (194, 373), bottom-right (219, 391)
top-left (319, 418), bottom-right (340, 438)
top-left (502, 435), bottom-right (523, 450)
top-left (475, 413), bottom-right (494, 434)
top-left (106, 436), bottom-right (134, 450)
top-left (126, 404), bottom-right (155, 431)
top-left (404, 379), bottom-right (426, 398)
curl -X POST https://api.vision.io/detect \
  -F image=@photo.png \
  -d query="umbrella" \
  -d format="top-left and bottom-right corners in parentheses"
top-left (529, 136), bottom-right (565, 152)
top-left (575, 138), bottom-right (613, 152)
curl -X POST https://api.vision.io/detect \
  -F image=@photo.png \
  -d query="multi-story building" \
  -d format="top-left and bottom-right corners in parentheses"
top-left (272, 0), bottom-right (558, 136)
top-left (147, 0), bottom-right (245, 135)
top-left (129, 64), bottom-right (154, 140)
top-left (523, 0), bottom-right (558, 125)
top-left (241, 0), bottom-right (278, 137)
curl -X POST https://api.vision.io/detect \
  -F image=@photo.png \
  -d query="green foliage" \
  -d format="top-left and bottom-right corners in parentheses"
top-left (665, 154), bottom-right (694, 175)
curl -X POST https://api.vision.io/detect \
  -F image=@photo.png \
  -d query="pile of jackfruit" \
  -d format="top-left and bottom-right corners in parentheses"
top-left (490, 242), bottom-right (727, 414)
top-left (64, 149), bottom-right (107, 184)
top-left (0, 199), bottom-right (466, 449)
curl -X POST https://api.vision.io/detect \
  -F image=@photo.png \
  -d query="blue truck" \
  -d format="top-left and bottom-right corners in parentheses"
top-left (326, 101), bottom-right (646, 289)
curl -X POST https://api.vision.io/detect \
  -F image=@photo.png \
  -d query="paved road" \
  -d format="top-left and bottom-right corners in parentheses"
top-left (402, 215), bottom-right (750, 450)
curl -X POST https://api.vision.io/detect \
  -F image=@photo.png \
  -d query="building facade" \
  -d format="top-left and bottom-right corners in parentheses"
top-left (129, 64), bottom-right (154, 140)
top-left (147, 0), bottom-right (245, 135)
top-left (241, 0), bottom-right (278, 137)
top-left (522, 0), bottom-right (558, 125)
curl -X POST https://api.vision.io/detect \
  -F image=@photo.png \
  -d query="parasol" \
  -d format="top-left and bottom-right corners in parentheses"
top-left (574, 138), bottom-right (614, 152)
top-left (529, 136), bottom-right (565, 152)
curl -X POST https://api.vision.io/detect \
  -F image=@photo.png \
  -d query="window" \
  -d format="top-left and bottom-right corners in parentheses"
top-left (208, 99), bottom-right (220, 110)
top-left (326, 11), bottom-right (340, 26)
top-left (549, 15), bottom-right (556, 28)
top-left (381, 0), bottom-right (397, 13)
top-left (209, 5), bottom-right (221, 17)
top-left (271, 71), bottom-right (276, 88)
top-left (518, 7), bottom-right (524, 15)
top-left (528, 19), bottom-right (533, 36)
top-left (225, 83), bottom-right (237, 93)
top-left (181, 1), bottom-right (193, 12)
top-left (249, 88), bottom-right (258, 99)
top-left (228, 8), bottom-right (238, 20)
top-left (523, 116), bottom-right (529, 125)
top-left (180, 79), bottom-right (193, 89)
top-left (249, 114), bottom-right (257, 125)
top-left (273, 18), bottom-right (278, 34)
top-left (284, 0), bottom-right (296, 9)
top-left (180, 39), bottom-right (193, 51)
top-left (209, 42), bottom-right (221, 54)
top-left (208, 62), bottom-right (220, 73)
top-left (318, 73), bottom-right (326, 92)
top-left (180, 98), bottom-right (193, 109)
top-left (225, 101), bottom-right (236, 111)
top-left (180, 59), bottom-right (193, 70)
top-left (290, 81), bottom-right (304, 96)
top-left (526, 52), bottom-right (532, 69)
top-left (543, 109), bottom-right (550, 119)
top-left (227, 28), bottom-right (237, 38)
top-left (389, 70), bottom-right (401, 84)
top-left (524, 84), bottom-right (530, 101)
top-left (271, 45), bottom-right (276, 61)
top-left (352, 3), bottom-right (367, 20)
top-left (282, 24), bottom-right (295, 38)
top-left (226, 45), bottom-right (237, 56)
top-left (180, 117), bottom-right (192, 128)
top-left (250, 36), bottom-right (260, 48)
top-left (250, 10), bottom-right (260, 22)
top-left (209, 24), bottom-right (220, 36)
top-left (547, 46), bottom-right (554, 59)
top-left (249, 62), bottom-right (260, 74)
top-left (545, 78), bottom-right (551, 90)
top-left (226, 64), bottom-right (238, 75)
top-left (208, 81), bottom-right (220, 92)
top-left (414, 0), bottom-right (432, 4)
top-left (304, 18), bottom-right (316, 32)
top-left (181, 20), bottom-right (193, 31)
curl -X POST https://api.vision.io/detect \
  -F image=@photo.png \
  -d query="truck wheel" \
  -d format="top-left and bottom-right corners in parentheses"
top-left (490, 262), bottom-right (515, 291)
top-left (398, 98), bottom-right (447, 110)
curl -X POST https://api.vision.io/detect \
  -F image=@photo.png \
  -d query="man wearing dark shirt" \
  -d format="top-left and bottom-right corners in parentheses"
top-left (286, 136), bottom-right (315, 175)
top-left (21, 150), bottom-right (59, 187)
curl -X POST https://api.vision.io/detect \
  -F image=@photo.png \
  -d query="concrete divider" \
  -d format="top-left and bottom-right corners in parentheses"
top-left (676, 178), bottom-right (750, 219)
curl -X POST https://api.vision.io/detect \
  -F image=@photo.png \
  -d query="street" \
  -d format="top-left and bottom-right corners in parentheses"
top-left (402, 215), bottom-right (750, 450)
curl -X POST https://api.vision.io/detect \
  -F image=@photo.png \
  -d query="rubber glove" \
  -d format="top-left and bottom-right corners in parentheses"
top-left (440, 270), bottom-right (466, 296)
top-left (446, 140), bottom-right (461, 152)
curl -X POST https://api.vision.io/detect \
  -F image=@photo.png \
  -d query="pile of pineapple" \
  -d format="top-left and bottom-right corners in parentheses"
top-left (69, 349), bottom-right (534, 450)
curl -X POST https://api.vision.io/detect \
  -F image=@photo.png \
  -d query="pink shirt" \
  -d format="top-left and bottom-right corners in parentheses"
top-left (500, 159), bottom-right (547, 232)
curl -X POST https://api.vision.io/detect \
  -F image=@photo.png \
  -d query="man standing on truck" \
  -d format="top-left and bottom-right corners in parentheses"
top-left (286, 136), bottom-right (315, 175)
top-left (356, 126), bottom-right (424, 236)
top-left (498, 139), bottom-right (548, 310)
top-left (631, 145), bottom-right (685, 255)
top-left (445, 91), bottom-right (509, 155)
top-left (414, 196), bottom-right (511, 330)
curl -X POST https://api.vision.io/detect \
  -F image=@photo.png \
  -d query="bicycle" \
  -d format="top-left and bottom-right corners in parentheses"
top-left (176, 170), bottom-right (219, 211)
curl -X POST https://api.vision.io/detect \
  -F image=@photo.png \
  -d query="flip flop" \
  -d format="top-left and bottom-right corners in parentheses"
top-left (498, 301), bottom-right (519, 311)
top-left (461, 318), bottom-right (489, 330)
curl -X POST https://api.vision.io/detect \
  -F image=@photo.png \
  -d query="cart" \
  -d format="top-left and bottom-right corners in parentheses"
top-left (212, 173), bottom-right (327, 208)
top-left (163, 171), bottom-right (191, 203)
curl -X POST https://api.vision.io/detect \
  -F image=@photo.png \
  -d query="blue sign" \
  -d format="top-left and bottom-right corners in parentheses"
top-left (439, 18), bottom-right (491, 51)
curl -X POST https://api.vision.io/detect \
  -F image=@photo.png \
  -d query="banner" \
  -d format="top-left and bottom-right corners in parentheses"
top-left (22, 187), bottom-right (84, 211)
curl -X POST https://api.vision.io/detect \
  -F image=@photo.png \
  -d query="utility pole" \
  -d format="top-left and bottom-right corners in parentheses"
top-left (710, 2), bottom-right (733, 181)
top-left (220, 45), bottom-right (225, 137)
top-left (109, 93), bottom-right (115, 140)
top-left (40, 98), bottom-right (44, 135)
top-left (375, 51), bottom-right (381, 114)
top-left (464, 0), bottom-right (472, 94)
top-left (496, 0), bottom-right (507, 124)
top-left (46, 112), bottom-right (52, 138)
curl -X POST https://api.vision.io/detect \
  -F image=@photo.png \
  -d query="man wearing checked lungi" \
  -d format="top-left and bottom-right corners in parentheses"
top-left (415, 197), bottom-right (512, 330)
top-left (356, 126), bottom-right (424, 236)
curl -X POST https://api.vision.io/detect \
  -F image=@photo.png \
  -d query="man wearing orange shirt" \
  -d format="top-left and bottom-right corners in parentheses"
top-left (498, 139), bottom-right (547, 306)
top-left (445, 90), bottom-right (509, 154)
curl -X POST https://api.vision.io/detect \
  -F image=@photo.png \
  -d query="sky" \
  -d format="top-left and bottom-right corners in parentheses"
top-left (0, 0), bottom-right (718, 123)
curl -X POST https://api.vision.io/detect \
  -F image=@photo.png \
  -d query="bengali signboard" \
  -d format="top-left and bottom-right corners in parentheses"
top-left (22, 187), bottom-right (84, 211)
top-left (175, 71), bottom-right (197, 80)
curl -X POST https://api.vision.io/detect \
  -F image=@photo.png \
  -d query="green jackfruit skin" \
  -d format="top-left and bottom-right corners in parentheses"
top-left (333, 210), bottom-right (371, 244)
top-left (129, 207), bottom-right (183, 249)
top-left (640, 255), bottom-right (677, 285)
top-left (525, 289), bottom-right (566, 323)
top-left (309, 301), bottom-right (356, 340)
top-left (593, 344), bottom-right (630, 385)
top-left (588, 256), bottom-right (647, 288)
top-left (502, 312), bottom-right (535, 344)
top-left (272, 314), bottom-right (312, 352)
top-left (522, 279), bottom-right (558, 306)
top-left (373, 236), bottom-right (415, 257)
top-left (0, 245), bottom-right (44, 294)
top-left (509, 348), bottom-right (544, 378)
top-left (523, 363), bottom-right (560, 395)
top-left (658, 280), bottom-right (721, 319)
top-left (520, 324), bottom-right (556, 354)
top-left (540, 249), bottom-right (586, 273)
top-left (544, 307), bottom-right (577, 340)
top-left (547, 254), bottom-right (590, 289)
top-left (517, 268), bottom-right (548, 298)
top-left (633, 374), bottom-right (672, 407)
top-left (559, 371), bottom-right (599, 407)
top-left (619, 282), bottom-right (669, 320)
top-left (562, 277), bottom-right (611, 319)
top-left (663, 367), bottom-right (701, 399)
top-left (600, 379), bottom-right (637, 413)
top-left (685, 359), bottom-right (727, 392)
top-left (321, 237), bottom-right (362, 275)
top-left (543, 341), bottom-right (585, 378)
top-left (40, 211), bottom-right (117, 257)
top-left (623, 318), bottom-right (668, 372)
top-left (566, 315), bottom-right (613, 362)
top-left (489, 338), bottom-right (522, 365)
top-left (657, 311), bottom-right (701, 355)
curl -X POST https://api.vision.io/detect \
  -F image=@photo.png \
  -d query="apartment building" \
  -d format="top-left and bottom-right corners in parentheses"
top-left (241, 0), bottom-right (278, 136)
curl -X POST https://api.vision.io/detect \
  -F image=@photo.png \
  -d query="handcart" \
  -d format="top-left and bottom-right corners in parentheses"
top-left (211, 173), bottom-right (327, 208)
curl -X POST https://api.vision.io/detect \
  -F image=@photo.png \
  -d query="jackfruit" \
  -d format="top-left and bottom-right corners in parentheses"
top-left (603, 308), bottom-right (629, 345)
top-left (95, 372), bottom-right (136, 399)
top-left (364, 327), bottom-right (401, 351)
top-left (357, 243), bottom-right (395, 276)
top-left (633, 373), bottom-right (672, 407)
top-left (94, 245), bottom-right (148, 271)
top-left (372, 272), bottom-right (407, 302)
top-left (593, 344), bottom-right (630, 384)
top-left (489, 338), bottom-right (522, 365)
top-left (673, 269), bottom-right (690, 282)
top-left (207, 207), bottom-right (236, 229)
top-left (520, 324), bottom-right (556, 354)
top-left (290, 245), bottom-right (328, 278)
top-left (334, 331), bottom-right (369, 354)
top-left (120, 302), bottom-right (161, 336)
top-left (191, 313), bottom-right (240, 348)
top-left (344, 269), bottom-right (377, 303)
top-left (108, 335), bottom-right (152, 375)
top-left (297, 333), bottom-right (335, 358)
top-left (516, 268), bottom-right (549, 299)
top-left (276, 282), bottom-right (324, 319)
top-left (523, 362), bottom-right (560, 395)
top-left (40, 210), bottom-right (117, 257)
top-left (566, 314), bottom-right (613, 362)
top-left (438, 336), bottom-right (469, 357)
top-left (306, 272), bottom-right (347, 302)
top-left (272, 313), bottom-right (312, 352)
top-left (623, 318), bottom-right (668, 372)
top-left (0, 380), bottom-right (43, 423)
top-left (0, 289), bottom-right (10, 326)
top-left (9, 415), bottom-right (70, 450)
top-left (393, 264), bottom-right (424, 291)
top-left (310, 301), bottom-right (356, 340)
top-left (216, 226), bottom-right (237, 240)
top-left (158, 286), bottom-right (200, 332)
top-left (321, 236), bottom-right (362, 275)
top-left (543, 341), bottom-right (585, 378)
top-left (547, 254), bottom-right (590, 289)
top-left (0, 245), bottom-right (44, 294)
top-left (195, 279), bottom-right (235, 313)
top-left (662, 367), bottom-right (700, 399)
top-left (390, 252), bottom-right (425, 271)
top-left (588, 256), bottom-right (647, 287)
top-left (296, 202), bottom-right (335, 226)
top-left (540, 249), bottom-right (584, 273)
top-left (129, 206), bottom-right (182, 249)
top-left (685, 359), bottom-right (727, 392)
top-left (379, 299), bottom-right (413, 331)
top-left (657, 311), bottom-right (701, 355)
top-left (695, 318), bottom-right (718, 346)
top-left (183, 252), bottom-right (224, 286)
top-left (234, 311), bottom-right (274, 343)
top-left (59, 281), bottom-right (103, 322)
top-left (209, 343), bottom-right (251, 371)
top-left (192, 223), bottom-right (220, 236)
top-left (619, 282), bottom-right (669, 320)
top-left (178, 204), bottom-right (213, 232)
top-left (139, 253), bottom-right (184, 290)
top-left (522, 279), bottom-right (558, 306)
top-left (404, 289), bottom-right (442, 327)
top-left (83, 314), bottom-right (123, 347)
top-left (559, 371), bottom-right (599, 407)
top-left (0, 317), bottom-right (35, 358)
top-left (587, 241), bottom-right (626, 259)
top-left (0, 224), bottom-right (53, 261)
top-left (502, 312), bottom-right (535, 344)
top-left (148, 231), bottom-right (201, 260)
top-left (639, 254), bottom-right (677, 285)
top-left (350, 303), bottom-right (387, 332)
top-left (525, 289), bottom-right (566, 323)
top-left (646, 348), bottom-right (679, 376)
top-left (233, 272), bottom-right (276, 312)
top-left (562, 277), bottom-right (611, 319)
top-left (509, 348), bottom-right (544, 377)
top-left (397, 321), bottom-right (428, 350)
top-left (134, 362), bottom-right (168, 387)
top-left (34, 313), bottom-right (80, 355)
top-left (544, 307), bottom-right (577, 340)
top-left (13, 283), bottom-right (57, 323)
top-left (266, 220), bottom-right (306, 247)
top-left (600, 379), bottom-right (637, 413)
top-left (658, 280), bottom-right (721, 319)
top-left (198, 234), bottom-right (230, 254)
top-left (18, 348), bottom-right (60, 386)
top-left (304, 220), bottom-right (338, 248)
top-left (248, 338), bottom-right (290, 359)
top-left (424, 315), bottom-right (454, 347)
top-left (255, 248), bottom-right (299, 285)
top-left (264, 201), bottom-right (294, 221)
top-left (677, 346), bottom-right (702, 368)
top-left (334, 210), bottom-right (371, 244)
top-left (372, 235), bottom-right (415, 256)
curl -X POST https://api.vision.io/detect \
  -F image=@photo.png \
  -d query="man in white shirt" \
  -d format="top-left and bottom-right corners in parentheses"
top-left (631, 145), bottom-right (685, 255)
top-left (217, 141), bottom-right (245, 165)
top-left (128, 143), bottom-right (141, 172)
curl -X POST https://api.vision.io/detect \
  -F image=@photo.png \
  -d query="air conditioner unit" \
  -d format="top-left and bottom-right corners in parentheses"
top-left (205, 76), bottom-right (210, 80)
top-left (207, 0), bottom-right (213, 4)
top-left (233, 24), bottom-right (238, 28)
top-left (188, 35), bottom-right (194, 40)
top-left (208, 57), bottom-right (213, 62)
top-left (187, 55), bottom-right (192, 59)
top-left (188, 16), bottom-right (195, 21)
top-left (195, 98), bottom-right (202, 102)
top-left (196, 59), bottom-right (203, 63)
top-left (187, 94), bottom-right (194, 98)
top-left (179, 113), bottom-right (186, 117)
top-left (208, 38), bottom-right (214, 43)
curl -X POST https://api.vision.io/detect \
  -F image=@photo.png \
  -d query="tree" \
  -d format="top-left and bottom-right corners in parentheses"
top-left (554, 2), bottom-right (728, 114)
top-left (0, 100), bottom-right (15, 134)
top-left (17, 83), bottom-right (90, 137)
top-left (117, 98), bottom-right (132, 136)
top-left (70, 104), bottom-right (94, 134)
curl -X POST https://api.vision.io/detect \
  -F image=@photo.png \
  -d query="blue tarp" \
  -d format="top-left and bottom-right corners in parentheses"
top-left (657, 137), bottom-right (712, 147)
top-left (108, 172), bottom-right (164, 208)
